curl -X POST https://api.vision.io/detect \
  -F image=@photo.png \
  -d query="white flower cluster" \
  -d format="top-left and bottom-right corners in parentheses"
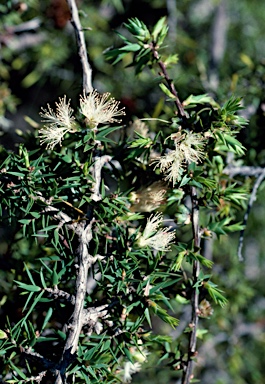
top-left (80, 89), bottom-right (125, 129)
top-left (117, 341), bottom-right (149, 383)
top-left (39, 96), bottom-right (76, 150)
top-left (129, 181), bottom-right (167, 212)
top-left (39, 90), bottom-right (125, 149)
top-left (153, 131), bottom-right (206, 184)
top-left (137, 213), bottom-right (175, 252)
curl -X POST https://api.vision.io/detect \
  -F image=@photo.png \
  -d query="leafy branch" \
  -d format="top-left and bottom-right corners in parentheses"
top-left (0, 8), bottom-right (257, 384)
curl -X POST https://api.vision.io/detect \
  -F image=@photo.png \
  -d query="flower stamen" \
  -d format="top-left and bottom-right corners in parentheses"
top-left (80, 89), bottom-right (125, 129)
top-left (39, 96), bottom-right (76, 149)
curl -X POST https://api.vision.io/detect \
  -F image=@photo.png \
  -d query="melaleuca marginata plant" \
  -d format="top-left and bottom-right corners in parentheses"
top-left (0, 9), bottom-right (249, 384)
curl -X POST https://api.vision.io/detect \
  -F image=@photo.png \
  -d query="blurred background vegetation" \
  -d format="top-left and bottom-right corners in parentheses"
top-left (0, 0), bottom-right (265, 383)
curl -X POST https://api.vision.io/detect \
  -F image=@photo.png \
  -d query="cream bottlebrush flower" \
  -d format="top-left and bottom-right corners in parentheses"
top-left (130, 181), bottom-right (167, 212)
top-left (80, 89), bottom-right (125, 129)
top-left (138, 213), bottom-right (175, 251)
top-left (153, 148), bottom-right (184, 185)
top-left (39, 96), bottom-right (76, 149)
top-left (118, 342), bottom-right (148, 383)
top-left (178, 131), bottom-right (206, 164)
top-left (122, 361), bottom-right (141, 383)
top-left (153, 131), bottom-right (206, 184)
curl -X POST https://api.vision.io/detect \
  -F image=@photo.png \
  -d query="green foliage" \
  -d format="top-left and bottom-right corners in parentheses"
top-left (105, 17), bottom-right (169, 74)
top-left (1, 1), bottom-right (265, 384)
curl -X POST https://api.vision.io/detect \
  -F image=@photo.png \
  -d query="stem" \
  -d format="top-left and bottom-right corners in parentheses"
top-left (224, 165), bottom-right (265, 260)
top-left (53, 5), bottom-right (109, 383)
top-left (151, 45), bottom-right (188, 118)
top-left (237, 167), bottom-right (265, 261)
top-left (182, 186), bottom-right (201, 384)
top-left (223, 165), bottom-right (265, 177)
top-left (66, 0), bottom-right (93, 93)
top-left (150, 44), bottom-right (199, 382)
top-left (55, 220), bottom-right (95, 384)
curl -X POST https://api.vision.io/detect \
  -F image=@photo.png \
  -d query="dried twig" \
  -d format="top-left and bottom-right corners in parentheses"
top-left (23, 371), bottom-right (47, 383)
top-left (66, 0), bottom-right (93, 93)
top-left (54, 218), bottom-right (95, 384)
top-left (90, 155), bottom-right (112, 201)
top-left (52, 154), bottom-right (109, 383)
top-left (1, 33), bottom-right (46, 52)
top-left (35, 3), bottom-right (112, 382)
top-left (45, 286), bottom-right (75, 305)
top-left (83, 304), bottom-right (113, 335)
top-left (223, 165), bottom-right (265, 260)
top-left (237, 167), bottom-right (265, 261)
top-left (22, 347), bottom-right (54, 369)
top-left (30, 194), bottom-right (79, 233)
top-left (223, 165), bottom-right (265, 178)
top-left (4, 17), bottom-right (41, 33)
top-left (31, 187), bottom-right (107, 384)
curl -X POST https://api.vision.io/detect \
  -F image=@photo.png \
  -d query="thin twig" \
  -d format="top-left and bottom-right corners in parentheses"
top-left (66, 0), bottom-right (93, 93)
top-left (45, 286), bottom-right (75, 305)
top-left (30, 193), bottom-right (79, 233)
top-left (31, 194), bottom-right (106, 383)
top-left (151, 45), bottom-right (188, 118)
top-left (223, 165), bottom-right (265, 260)
top-left (182, 186), bottom-right (201, 384)
top-left (83, 304), bottom-right (112, 335)
top-left (149, 48), bottom-right (197, 382)
top-left (90, 155), bottom-right (112, 201)
top-left (4, 17), bottom-right (41, 33)
top-left (53, 158), bottom-right (108, 382)
top-left (51, 3), bottom-right (109, 382)
top-left (23, 371), bottom-right (47, 383)
top-left (237, 167), bottom-right (265, 261)
top-left (22, 347), bottom-right (54, 370)
top-left (223, 165), bottom-right (265, 178)
top-left (54, 218), bottom-right (95, 384)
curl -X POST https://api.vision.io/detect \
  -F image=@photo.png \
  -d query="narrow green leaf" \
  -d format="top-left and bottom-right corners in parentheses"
top-left (41, 307), bottom-right (53, 332)
top-left (8, 361), bottom-right (27, 380)
top-left (119, 43), bottom-right (141, 52)
top-left (40, 267), bottom-right (47, 289)
top-left (39, 259), bottom-right (53, 274)
top-left (144, 307), bottom-right (152, 328)
top-left (150, 278), bottom-right (181, 294)
top-left (204, 281), bottom-right (228, 307)
top-left (18, 219), bottom-right (31, 225)
top-left (24, 263), bottom-right (35, 285)
top-left (183, 94), bottom-right (215, 106)
top-left (52, 270), bottom-right (59, 286)
top-left (42, 224), bottom-right (58, 232)
top-left (14, 281), bottom-right (41, 292)
top-left (159, 83), bottom-right (176, 99)
top-left (124, 347), bottom-right (134, 363)
top-left (20, 291), bottom-right (44, 326)
top-left (0, 330), bottom-right (8, 339)
top-left (179, 174), bottom-right (190, 187)
top-left (7, 171), bottom-right (25, 177)
top-left (57, 330), bottom-right (66, 340)
top-left (152, 16), bottom-right (168, 42)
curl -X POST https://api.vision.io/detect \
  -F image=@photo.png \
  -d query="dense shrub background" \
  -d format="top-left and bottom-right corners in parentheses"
top-left (1, 1), bottom-right (265, 383)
